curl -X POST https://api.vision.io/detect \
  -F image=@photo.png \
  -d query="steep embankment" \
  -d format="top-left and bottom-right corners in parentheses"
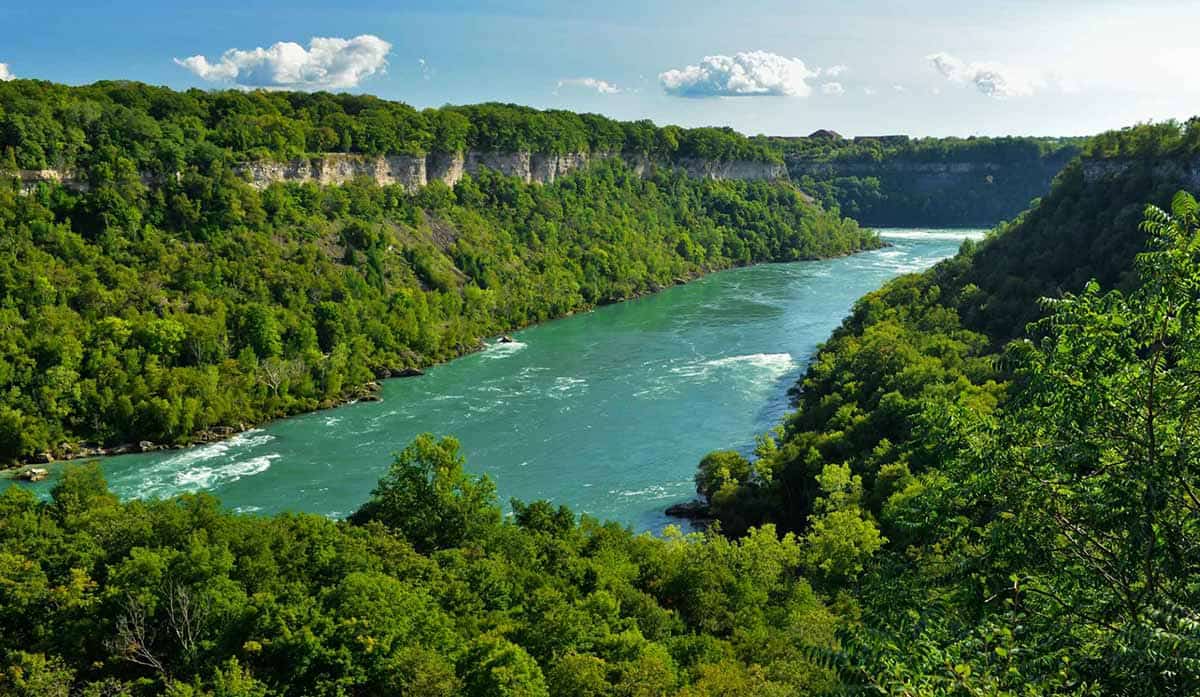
top-left (0, 156), bottom-right (876, 466)
top-left (0, 79), bottom-right (857, 465)
top-left (682, 120), bottom-right (1200, 694)
top-left (698, 128), bottom-right (1200, 534)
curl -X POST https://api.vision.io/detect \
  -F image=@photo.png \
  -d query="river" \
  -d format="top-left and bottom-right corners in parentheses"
top-left (7, 228), bottom-right (986, 531)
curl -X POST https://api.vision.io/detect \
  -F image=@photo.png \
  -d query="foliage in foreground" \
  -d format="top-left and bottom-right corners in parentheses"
top-left (0, 435), bottom-right (841, 696)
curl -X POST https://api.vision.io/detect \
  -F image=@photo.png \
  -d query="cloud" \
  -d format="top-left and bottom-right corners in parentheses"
top-left (0, 63), bottom-right (13, 81)
top-left (820, 81), bottom-right (845, 96)
top-left (927, 51), bottom-right (1037, 98)
top-left (863, 86), bottom-right (877, 96)
top-left (556, 77), bottom-right (621, 95)
top-left (892, 84), bottom-right (906, 93)
top-left (418, 58), bottom-right (433, 81)
top-left (175, 35), bottom-right (391, 90)
top-left (821, 64), bottom-right (848, 78)
top-left (659, 50), bottom-right (817, 97)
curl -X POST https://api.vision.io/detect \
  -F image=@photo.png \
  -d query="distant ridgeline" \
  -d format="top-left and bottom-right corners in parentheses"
top-left (0, 79), bottom-right (785, 192)
top-left (0, 79), bottom-right (876, 464)
top-left (757, 130), bottom-right (1087, 226)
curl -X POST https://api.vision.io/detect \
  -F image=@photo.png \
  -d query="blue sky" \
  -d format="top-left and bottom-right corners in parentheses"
top-left (2, 0), bottom-right (1198, 137)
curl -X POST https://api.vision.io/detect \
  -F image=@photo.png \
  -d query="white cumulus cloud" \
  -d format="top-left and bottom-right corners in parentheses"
top-left (927, 51), bottom-right (1037, 98)
top-left (820, 81), bottom-right (845, 96)
top-left (175, 35), bottom-right (391, 91)
top-left (659, 50), bottom-right (817, 97)
top-left (556, 77), bottom-right (621, 95)
top-left (0, 63), bottom-right (13, 81)
top-left (821, 64), bottom-right (848, 77)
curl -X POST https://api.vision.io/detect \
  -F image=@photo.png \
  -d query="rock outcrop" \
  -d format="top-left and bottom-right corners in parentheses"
top-left (13, 150), bottom-right (787, 194)
top-left (1080, 156), bottom-right (1200, 191)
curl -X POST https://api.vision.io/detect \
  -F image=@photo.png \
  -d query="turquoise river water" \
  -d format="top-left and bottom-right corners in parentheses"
top-left (7, 229), bottom-right (985, 531)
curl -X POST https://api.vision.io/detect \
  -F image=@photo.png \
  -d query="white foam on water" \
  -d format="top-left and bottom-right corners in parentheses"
top-left (703, 352), bottom-right (796, 379)
top-left (549, 376), bottom-right (588, 398)
top-left (668, 362), bottom-right (710, 379)
top-left (117, 430), bottom-right (279, 499)
top-left (878, 229), bottom-right (988, 241)
top-left (173, 454), bottom-right (278, 490)
top-left (324, 416), bottom-right (342, 426)
top-left (152, 429), bottom-right (273, 470)
top-left (480, 340), bottom-right (527, 359)
top-left (234, 505), bottom-right (263, 514)
top-left (610, 485), bottom-right (671, 499)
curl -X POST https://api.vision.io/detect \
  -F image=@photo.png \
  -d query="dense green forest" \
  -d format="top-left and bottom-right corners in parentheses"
top-left (0, 81), bottom-right (875, 464)
top-left (759, 134), bottom-right (1085, 226)
top-left (5, 165), bottom-right (1200, 694)
top-left (0, 445), bottom-right (848, 696)
top-left (0, 79), bottom-right (780, 172)
top-left (0, 154), bottom-right (874, 463)
top-left (694, 118), bottom-right (1200, 692)
top-left (6, 73), bottom-right (1200, 694)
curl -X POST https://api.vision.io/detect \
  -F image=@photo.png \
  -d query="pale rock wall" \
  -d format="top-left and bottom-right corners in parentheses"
top-left (678, 157), bottom-right (787, 181)
top-left (13, 150), bottom-right (788, 194)
top-left (427, 151), bottom-right (465, 186)
top-left (1081, 157), bottom-right (1200, 192)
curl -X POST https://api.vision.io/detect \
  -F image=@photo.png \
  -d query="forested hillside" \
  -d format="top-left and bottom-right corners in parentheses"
top-left (6, 73), bottom-right (1200, 694)
top-left (761, 134), bottom-right (1084, 226)
top-left (0, 79), bottom-right (779, 171)
top-left (0, 155), bottom-right (873, 464)
top-left (695, 118), bottom-right (1200, 692)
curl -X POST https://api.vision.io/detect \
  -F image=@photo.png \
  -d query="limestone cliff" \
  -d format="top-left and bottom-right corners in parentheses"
top-left (14, 150), bottom-right (786, 194)
top-left (1080, 156), bottom-right (1200, 191)
top-left (786, 152), bottom-right (1077, 226)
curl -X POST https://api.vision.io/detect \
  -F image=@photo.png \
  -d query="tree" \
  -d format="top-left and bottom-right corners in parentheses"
top-left (458, 636), bottom-right (549, 697)
top-left (802, 463), bottom-right (884, 583)
top-left (349, 434), bottom-right (500, 552)
top-left (994, 192), bottom-right (1200, 692)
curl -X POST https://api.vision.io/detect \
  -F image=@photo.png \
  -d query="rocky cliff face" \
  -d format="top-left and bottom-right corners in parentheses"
top-left (678, 157), bottom-right (788, 181)
top-left (14, 150), bottom-right (786, 194)
top-left (787, 158), bottom-right (1066, 198)
top-left (1081, 156), bottom-right (1200, 191)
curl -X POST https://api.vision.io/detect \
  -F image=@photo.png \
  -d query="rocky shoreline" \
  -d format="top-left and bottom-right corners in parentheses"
top-left (664, 499), bottom-right (714, 524)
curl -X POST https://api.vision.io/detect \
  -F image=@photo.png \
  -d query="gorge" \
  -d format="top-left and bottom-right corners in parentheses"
top-left (5, 72), bottom-right (1200, 695)
top-left (5, 227), bottom-right (982, 530)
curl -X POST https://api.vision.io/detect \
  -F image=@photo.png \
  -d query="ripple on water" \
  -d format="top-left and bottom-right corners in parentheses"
top-left (550, 376), bottom-right (588, 399)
